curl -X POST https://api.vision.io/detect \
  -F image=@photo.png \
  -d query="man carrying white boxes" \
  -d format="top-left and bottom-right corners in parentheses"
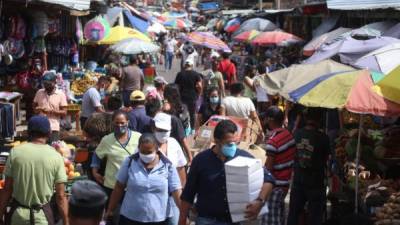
top-left (180, 120), bottom-right (275, 225)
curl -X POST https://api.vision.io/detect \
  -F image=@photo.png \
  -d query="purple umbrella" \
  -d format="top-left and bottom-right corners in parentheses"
top-left (384, 23), bottom-right (400, 39)
top-left (304, 36), bottom-right (400, 64)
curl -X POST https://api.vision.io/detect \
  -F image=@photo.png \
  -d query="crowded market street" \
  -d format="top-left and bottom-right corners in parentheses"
top-left (0, 0), bottom-right (400, 225)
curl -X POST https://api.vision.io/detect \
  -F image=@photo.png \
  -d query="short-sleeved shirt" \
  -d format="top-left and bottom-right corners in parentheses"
top-left (181, 148), bottom-right (275, 223)
top-left (218, 59), bottom-right (236, 86)
top-left (95, 131), bottom-right (141, 189)
top-left (202, 70), bottom-right (223, 88)
top-left (128, 106), bottom-right (152, 133)
top-left (81, 87), bottom-right (102, 118)
top-left (117, 153), bottom-right (181, 222)
top-left (170, 115), bottom-right (185, 144)
top-left (175, 70), bottom-right (202, 103)
top-left (293, 128), bottom-right (330, 188)
top-left (221, 96), bottom-right (256, 118)
top-left (199, 102), bottom-right (220, 124)
top-left (33, 89), bottom-right (68, 131)
top-left (121, 65), bottom-right (144, 91)
top-left (265, 128), bottom-right (296, 189)
top-left (163, 137), bottom-right (187, 168)
top-left (5, 143), bottom-right (67, 225)
top-left (165, 39), bottom-right (177, 53)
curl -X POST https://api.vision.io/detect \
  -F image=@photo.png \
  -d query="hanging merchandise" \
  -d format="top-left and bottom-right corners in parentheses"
top-left (76, 17), bottom-right (83, 42)
top-left (3, 38), bottom-right (25, 59)
top-left (48, 18), bottom-right (61, 35)
top-left (31, 11), bottom-right (49, 38)
top-left (83, 16), bottom-right (110, 41)
top-left (33, 38), bottom-right (46, 53)
top-left (8, 14), bottom-right (26, 40)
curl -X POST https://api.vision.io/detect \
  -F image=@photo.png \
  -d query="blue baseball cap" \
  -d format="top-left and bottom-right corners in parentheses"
top-left (28, 115), bottom-right (51, 134)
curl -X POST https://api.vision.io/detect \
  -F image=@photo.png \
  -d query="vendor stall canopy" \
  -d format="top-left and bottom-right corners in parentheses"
top-left (327, 0), bottom-right (400, 10)
top-left (28, 0), bottom-right (91, 11)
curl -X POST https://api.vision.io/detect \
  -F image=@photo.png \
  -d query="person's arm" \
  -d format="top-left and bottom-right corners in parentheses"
top-left (244, 76), bottom-right (255, 92)
top-left (90, 153), bottom-right (104, 184)
top-left (0, 177), bottom-right (13, 222)
top-left (140, 71), bottom-right (145, 91)
top-left (195, 113), bottom-right (203, 131)
top-left (245, 182), bottom-right (274, 220)
top-left (55, 183), bottom-right (69, 225)
top-left (172, 189), bottom-right (182, 210)
top-left (218, 76), bottom-right (226, 97)
top-left (220, 105), bottom-right (226, 116)
top-left (179, 200), bottom-right (192, 225)
top-left (177, 167), bottom-right (187, 187)
top-left (106, 181), bottom-right (126, 218)
top-left (181, 138), bottom-right (193, 164)
top-left (231, 64), bottom-right (237, 83)
top-left (178, 156), bottom-right (199, 225)
top-left (250, 111), bottom-right (263, 133)
top-left (292, 114), bottom-right (301, 134)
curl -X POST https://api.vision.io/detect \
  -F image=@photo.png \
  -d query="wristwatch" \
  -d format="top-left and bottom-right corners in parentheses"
top-left (255, 197), bottom-right (266, 206)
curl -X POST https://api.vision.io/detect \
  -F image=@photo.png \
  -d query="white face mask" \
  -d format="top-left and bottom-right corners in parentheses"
top-left (139, 153), bottom-right (156, 164)
top-left (155, 131), bottom-right (170, 143)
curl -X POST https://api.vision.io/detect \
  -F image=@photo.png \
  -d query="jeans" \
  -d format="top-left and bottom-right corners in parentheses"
top-left (119, 215), bottom-right (167, 225)
top-left (167, 199), bottom-right (179, 225)
top-left (287, 185), bottom-right (326, 225)
top-left (195, 217), bottom-right (238, 225)
top-left (0, 104), bottom-right (13, 138)
top-left (122, 90), bottom-right (133, 107)
top-left (165, 52), bottom-right (174, 70)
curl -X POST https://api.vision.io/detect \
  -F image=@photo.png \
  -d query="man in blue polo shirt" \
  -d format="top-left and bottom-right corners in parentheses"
top-left (180, 120), bottom-right (275, 225)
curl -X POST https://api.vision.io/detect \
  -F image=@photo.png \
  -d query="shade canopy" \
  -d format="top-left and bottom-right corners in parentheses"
top-left (97, 26), bottom-right (151, 45)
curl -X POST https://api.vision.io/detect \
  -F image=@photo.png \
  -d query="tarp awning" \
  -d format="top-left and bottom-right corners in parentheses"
top-left (327, 0), bottom-right (400, 10)
top-left (34, 0), bottom-right (90, 11)
top-left (198, 2), bottom-right (220, 11)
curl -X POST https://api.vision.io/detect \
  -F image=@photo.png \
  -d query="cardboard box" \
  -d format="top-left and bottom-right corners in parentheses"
top-left (225, 156), bottom-right (263, 176)
top-left (231, 206), bottom-right (268, 223)
top-left (227, 190), bottom-right (260, 203)
top-left (226, 167), bottom-right (264, 184)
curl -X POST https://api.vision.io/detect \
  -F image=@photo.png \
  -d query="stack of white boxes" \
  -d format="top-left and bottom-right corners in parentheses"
top-left (225, 156), bottom-right (268, 223)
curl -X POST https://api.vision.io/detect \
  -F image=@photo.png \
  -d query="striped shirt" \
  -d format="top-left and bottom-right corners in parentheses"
top-left (266, 128), bottom-right (296, 189)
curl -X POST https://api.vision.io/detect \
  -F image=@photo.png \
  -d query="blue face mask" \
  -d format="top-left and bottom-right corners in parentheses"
top-left (222, 143), bottom-right (237, 158)
top-left (114, 125), bottom-right (128, 136)
top-left (210, 96), bottom-right (219, 104)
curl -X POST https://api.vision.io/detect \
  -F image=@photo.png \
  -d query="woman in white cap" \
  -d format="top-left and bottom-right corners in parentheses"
top-left (152, 112), bottom-right (187, 225)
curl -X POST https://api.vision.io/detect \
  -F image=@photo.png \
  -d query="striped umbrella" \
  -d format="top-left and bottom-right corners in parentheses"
top-left (252, 31), bottom-right (303, 46)
top-left (224, 18), bottom-right (241, 33)
top-left (163, 18), bottom-right (190, 30)
top-left (233, 30), bottom-right (260, 42)
top-left (185, 32), bottom-right (231, 52)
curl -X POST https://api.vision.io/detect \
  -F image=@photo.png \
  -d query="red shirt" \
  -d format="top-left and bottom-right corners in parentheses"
top-left (266, 128), bottom-right (296, 190)
top-left (218, 59), bottom-right (236, 86)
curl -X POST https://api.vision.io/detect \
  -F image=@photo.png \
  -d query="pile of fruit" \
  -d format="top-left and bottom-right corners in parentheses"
top-left (375, 192), bottom-right (400, 225)
top-left (70, 72), bottom-right (101, 96)
top-left (64, 159), bottom-right (80, 179)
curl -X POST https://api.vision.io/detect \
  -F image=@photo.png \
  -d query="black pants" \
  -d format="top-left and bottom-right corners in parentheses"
top-left (182, 100), bottom-right (196, 130)
top-left (80, 117), bottom-right (88, 130)
top-left (119, 215), bottom-right (167, 225)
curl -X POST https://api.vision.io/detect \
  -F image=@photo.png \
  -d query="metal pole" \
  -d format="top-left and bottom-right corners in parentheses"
top-left (355, 114), bottom-right (364, 214)
top-left (259, 0), bottom-right (262, 10)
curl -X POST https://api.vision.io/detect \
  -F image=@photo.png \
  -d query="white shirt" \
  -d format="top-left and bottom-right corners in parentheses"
top-left (222, 96), bottom-right (256, 118)
top-left (165, 39), bottom-right (177, 53)
top-left (161, 137), bottom-right (187, 168)
top-left (254, 75), bottom-right (269, 103)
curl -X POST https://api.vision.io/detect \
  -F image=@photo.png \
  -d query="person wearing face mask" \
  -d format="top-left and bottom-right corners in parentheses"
top-left (93, 110), bottom-right (141, 224)
top-left (80, 76), bottom-right (112, 130)
top-left (33, 71), bottom-right (68, 143)
top-left (195, 87), bottom-right (222, 130)
top-left (107, 133), bottom-right (182, 225)
top-left (180, 120), bottom-right (275, 225)
top-left (152, 112), bottom-right (187, 225)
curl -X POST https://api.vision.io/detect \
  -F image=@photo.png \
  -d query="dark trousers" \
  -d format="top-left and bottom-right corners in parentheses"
top-left (182, 100), bottom-right (196, 131)
top-left (119, 215), bottom-right (167, 225)
top-left (80, 117), bottom-right (88, 130)
top-left (122, 90), bottom-right (133, 107)
top-left (287, 184), bottom-right (326, 225)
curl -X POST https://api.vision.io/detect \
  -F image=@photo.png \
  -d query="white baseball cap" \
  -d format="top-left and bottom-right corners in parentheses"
top-left (185, 58), bottom-right (194, 66)
top-left (153, 112), bottom-right (172, 131)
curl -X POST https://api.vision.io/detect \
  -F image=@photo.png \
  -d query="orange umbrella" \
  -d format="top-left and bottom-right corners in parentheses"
top-left (251, 31), bottom-right (303, 46)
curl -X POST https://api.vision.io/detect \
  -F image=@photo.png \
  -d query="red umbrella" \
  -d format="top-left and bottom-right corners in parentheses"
top-left (233, 30), bottom-right (260, 42)
top-left (251, 31), bottom-right (303, 46)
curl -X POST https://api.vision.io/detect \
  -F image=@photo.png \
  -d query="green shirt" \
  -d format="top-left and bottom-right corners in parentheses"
top-left (96, 131), bottom-right (141, 189)
top-left (5, 142), bottom-right (67, 225)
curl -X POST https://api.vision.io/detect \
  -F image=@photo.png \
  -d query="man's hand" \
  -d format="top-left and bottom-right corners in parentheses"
top-left (245, 200), bottom-right (264, 220)
top-left (93, 173), bottom-right (104, 184)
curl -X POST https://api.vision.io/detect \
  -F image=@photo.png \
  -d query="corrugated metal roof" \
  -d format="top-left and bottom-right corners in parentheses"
top-left (327, 0), bottom-right (400, 10)
top-left (35, 0), bottom-right (91, 11)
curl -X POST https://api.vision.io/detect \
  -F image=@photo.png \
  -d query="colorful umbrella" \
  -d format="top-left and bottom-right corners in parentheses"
top-left (233, 18), bottom-right (277, 36)
top-left (288, 70), bottom-right (400, 116)
top-left (111, 38), bottom-right (159, 55)
top-left (373, 65), bottom-right (400, 104)
top-left (84, 16), bottom-right (110, 41)
top-left (163, 19), bottom-right (189, 30)
top-left (303, 27), bottom-right (351, 56)
top-left (97, 26), bottom-right (151, 45)
top-left (251, 31), bottom-right (303, 46)
top-left (206, 18), bottom-right (219, 29)
top-left (233, 30), bottom-right (260, 42)
top-left (185, 32), bottom-right (231, 52)
top-left (353, 43), bottom-right (400, 74)
top-left (258, 59), bottom-right (354, 100)
top-left (224, 18), bottom-right (241, 33)
top-left (162, 11), bottom-right (187, 19)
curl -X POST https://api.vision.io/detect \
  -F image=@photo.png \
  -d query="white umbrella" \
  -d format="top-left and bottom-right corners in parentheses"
top-left (148, 23), bottom-right (167, 34)
top-left (111, 38), bottom-right (160, 55)
top-left (353, 43), bottom-right (400, 74)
